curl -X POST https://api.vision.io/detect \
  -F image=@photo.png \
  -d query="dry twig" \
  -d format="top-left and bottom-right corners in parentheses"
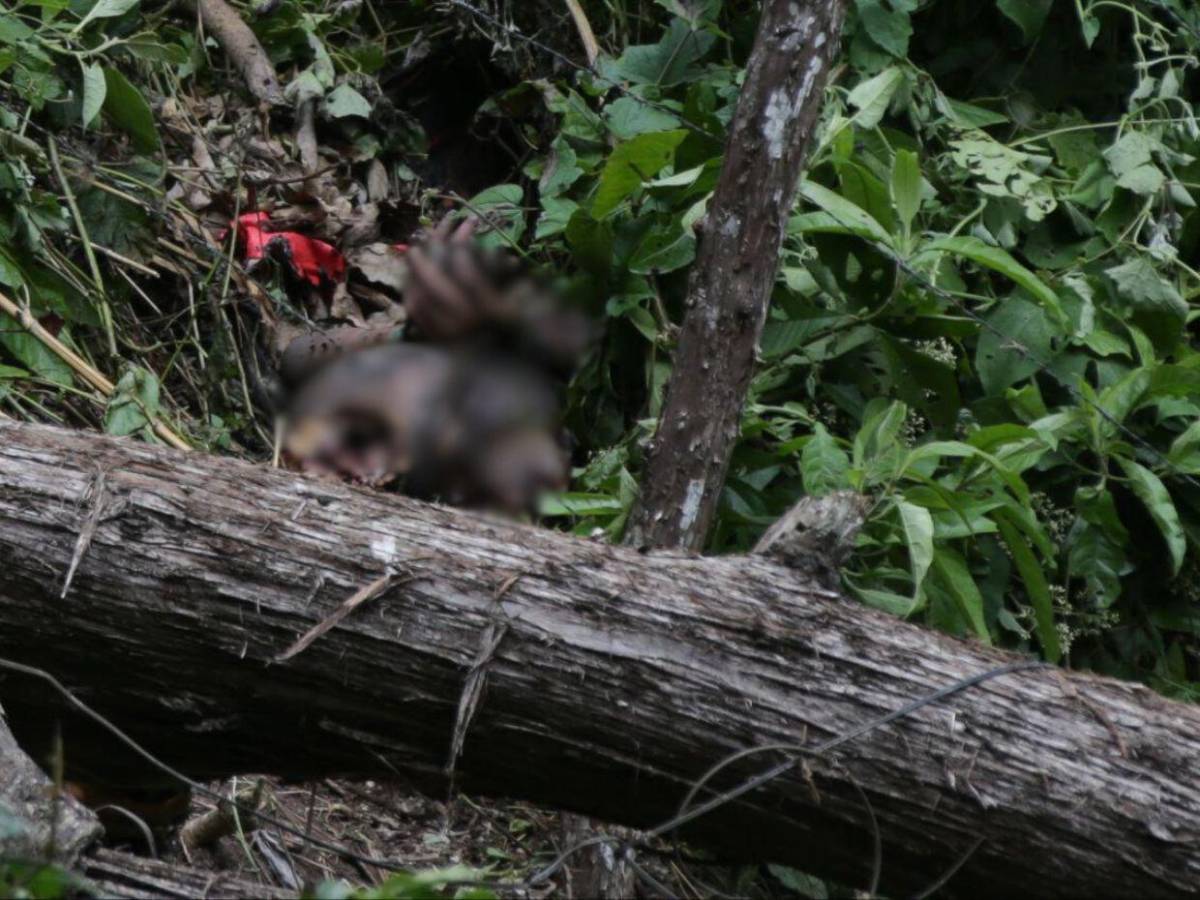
top-left (0, 290), bottom-right (190, 451)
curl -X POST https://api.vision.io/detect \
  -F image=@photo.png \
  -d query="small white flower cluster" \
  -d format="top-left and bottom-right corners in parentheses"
top-left (915, 336), bottom-right (957, 365)
top-left (1031, 492), bottom-right (1075, 543)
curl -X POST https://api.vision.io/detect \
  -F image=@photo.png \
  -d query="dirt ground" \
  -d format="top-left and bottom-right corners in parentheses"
top-left (131, 776), bottom-right (773, 898)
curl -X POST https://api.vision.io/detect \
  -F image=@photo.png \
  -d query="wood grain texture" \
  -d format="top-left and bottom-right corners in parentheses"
top-left (0, 421), bottom-right (1197, 897)
top-left (195, 0), bottom-right (283, 105)
top-left (0, 714), bottom-right (102, 865)
top-left (84, 848), bottom-right (295, 899)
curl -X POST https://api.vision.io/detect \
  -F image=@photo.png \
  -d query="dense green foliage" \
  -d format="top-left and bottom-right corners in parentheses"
top-left (534, 0), bottom-right (1200, 694)
top-left (1, 0), bottom-right (1198, 700)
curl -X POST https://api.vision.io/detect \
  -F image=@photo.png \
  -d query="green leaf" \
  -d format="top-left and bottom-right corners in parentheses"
top-left (565, 209), bottom-right (614, 275)
top-left (600, 20), bottom-right (715, 86)
top-left (997, 0), bottom-right (1053, 42)
top-left (467, 184), bottom-right (525, 247)
top-left (542, 85), bottom-right (606, 146)
top-left (857, 0), bottom-right (914, 57)
top-left (853, 400), bottom-right (907, 469)
top-left (539, 136), bottom-right (583, 198)
top-left (603, 96), bottom-right (682, 139)
top-left (1167, 420), bottom-right (1200, 473)
top-left (323, 83), bottom-right (372, 118)
top-left (122, 34), bottom-right (189, 64)
top-left (975, 298), bottom-right (1055, 396)
top-left (903, 440), bottom-right (1030, 504)
top-left (285, 70), bottom-right (326, 106)
top-left (1104, 257), bottom-right (1186, 341)
top-left (0, 246), bottom-right (22, 287)
top-left (538, 492), bottom-right (624, 517)
top-left (996, 514), bottom-right (1061, 662)
top-left (1117, 457), bottom-right (1186, 575)
top-left (794, 180), bottom-right (896, 247)
top-left (836, 160), bottom-right (897, 233)
top-left (947, 137), bottom-right (1057, 221)
top-left (628, 225), bottom-right (695, 274)
top-left (891, 149), bottom-right (921, 236)
top-left (1070, 485), bottom-right (1129, 607)
top-left (846, 66), bottom-right (904, 129)
top-left (924, 235), bottom-right (1064, 322)
top-left (854, 586), bottom-right (923, 616)
top-left (653, 0), bottom-right (721, 27)
top-left (1103, 132), bottom-right (1155, 179)
top-left (768, 865), bottom-right (828, 899)
top-left (0, 314), bottom-right (74, 387)
top-left (1115, 164), bottom-right (1164, 195)
top-left (80, 62), bottom-right (105, 130)
top-left (592, 130), bottom-right (686, 218)
top-left (76, 188), bottom-right (151, 258)
top-left (801, 424), bottom-right (851, 496)
top-left (104, 366), bottom-right (160, 437)
top-left (102, 68), bottom-right (158, 153)
top-left (308, 34), bottom-right (335, 88)
top-left (0, 13), bottom-right (35, 44)
top-left (535, 196), bottom-right (578, 239)
top-left (897, 500), bottom-right (934, 606)
top-left (646, 163), bottom-right (708, 189)
top-left (937, 96), bottom-right (1008, 128)
top-left (74, 0), bottom-right (139, 32)
top-left (930, 550), bottom-right (992, 643)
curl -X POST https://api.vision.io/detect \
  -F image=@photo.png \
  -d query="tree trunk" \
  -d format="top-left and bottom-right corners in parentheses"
top-left (0, 421), bottom-right (1198, 898)
top-left (618, 2), bottom-right (851, 882)
top-left (626, 0), bottom-right (848, 551)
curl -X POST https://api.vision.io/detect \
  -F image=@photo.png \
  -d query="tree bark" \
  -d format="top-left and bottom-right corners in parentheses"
top-left (83, 848), bottom-right (295, 899)
top-left (0, 421), bottom-right (1198, 898)
top-left (0, 714), bottom-right (102, 866)
top-left (627, 0), bottom-right (848, 551)
top-left (194, 0), bottom-right (283, 106)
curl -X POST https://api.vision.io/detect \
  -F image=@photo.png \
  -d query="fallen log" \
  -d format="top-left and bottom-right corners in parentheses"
top-left (0, 420), bottom-right (1197, 898)
top-left (83, 848), bottom-right (295, 900)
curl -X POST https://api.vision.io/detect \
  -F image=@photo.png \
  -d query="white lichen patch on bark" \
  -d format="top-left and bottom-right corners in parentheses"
top-left (679, 478), bottom-right (706, 534)
top-left (763, 89), bottom-right (794, 161)
top-left (370, 533), bottom-right (397, 562)
top-left (761, 13), bottom-right (829, 162)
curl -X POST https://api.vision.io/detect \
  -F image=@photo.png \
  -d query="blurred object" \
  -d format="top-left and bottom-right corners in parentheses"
top-left (406, 216), bottom-right (594, 373)
top-left (282, 345), bottom-right (568, 512)
top-left (250, 210), bottom-right (595, 517)
top-left (278, 322), bottom-right (406, 388)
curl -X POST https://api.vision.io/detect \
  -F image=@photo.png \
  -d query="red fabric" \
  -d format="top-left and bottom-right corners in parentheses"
top-left (229, 212), bottom-right (346, 286)
top-left (225, 211), bottom-right (411, 285)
